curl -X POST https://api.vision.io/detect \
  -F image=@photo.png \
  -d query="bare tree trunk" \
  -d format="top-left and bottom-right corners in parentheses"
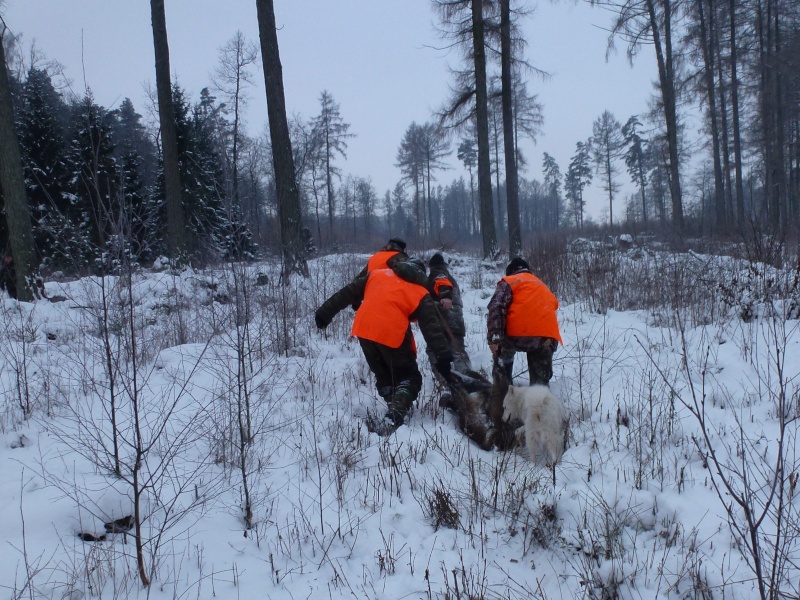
top-left (0, 24), bottom-right (38, 301)
top-left (772, 2), bottom-right (787, 228)
top-left (325, 130), bottom-right (335, 242)
top-left (729, 0), bottom-right (745, 224)
top-left (150, 0), bottom-right (186, 261)
top-left (491, 108), bottom-right (505, 239)
top-left (646, 0), bottom-right (684, 233)
top-left (713, 6), bottom-right (734, 228)
top-left (697, 0), bottom-right (726, 231)
top-left (255, 0), bottom-right (308, 279)
top-left (757, 0), bottom-right (786, 228)
top-left (605, 150), bottom-right (614, 226)
top-left (472, 0), bottom-right (497, 258)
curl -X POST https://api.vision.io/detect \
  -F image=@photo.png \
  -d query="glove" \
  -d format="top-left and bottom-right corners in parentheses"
top-left (436, 355), bottom-right (452, 380)
top-left (315, 312), bottom-right (329, 329)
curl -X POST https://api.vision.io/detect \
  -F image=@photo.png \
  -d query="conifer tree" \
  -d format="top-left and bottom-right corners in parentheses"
top-left (309, 90), bottom-right (353, 243)
top-left (112, 98), bottom-right (158, 191)
top-left (565, 140), bottom-right (593, 229)
top-left (67, 93), bottom-right (119, 268)
top-left (160, 85), bottom-right (233, 262)
top-left (592, 110), bottom-right (624, 226)
top-left (111, 98), bottom-right (157, 262)
top-left (18, 67), bottom-right (77, 268)
top-left (542, 152), bottom-right (562, 229)
top-left (622, 115), bottom-right (649, 224)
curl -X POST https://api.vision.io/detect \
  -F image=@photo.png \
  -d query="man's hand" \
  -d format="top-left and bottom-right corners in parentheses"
top-left (315, 313), bottom-right (329, 329)
top-left (436, 355), bottom-right (452, 380)
top-left (489, 343), bottom-right (500, 355)
top-left (440, 298), bottom-right (453, 310)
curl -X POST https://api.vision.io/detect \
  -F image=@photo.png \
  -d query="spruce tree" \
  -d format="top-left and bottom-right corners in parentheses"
top-left (66, 93), bottom-right (119, 270)
top-left (18, 67), bottom-right (76, 269)
top-left (112, 98), bottom-right (158, 191)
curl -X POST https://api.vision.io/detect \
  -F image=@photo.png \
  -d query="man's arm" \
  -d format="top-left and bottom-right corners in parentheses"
top-left (412, 295), bottom-right (452, 365)
top-left (315, 276), bottom-right (368, 328)
top-left (486, 280), bottom-right (512, 347)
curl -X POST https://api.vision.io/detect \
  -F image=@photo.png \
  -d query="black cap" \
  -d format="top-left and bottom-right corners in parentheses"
top-left (505, 257), bottom-right (530, 276)
top-left (428, 252), bottom-right (445, 267)
top-left (387, 237), bottom-right (407, 251)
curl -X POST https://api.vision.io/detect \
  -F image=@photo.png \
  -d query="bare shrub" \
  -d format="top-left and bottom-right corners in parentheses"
top-left (421, 481), bottom-right (460, 530)
top-left (639, 310), bottom-right (800, 600)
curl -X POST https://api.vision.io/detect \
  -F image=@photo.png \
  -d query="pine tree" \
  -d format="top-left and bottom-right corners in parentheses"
top-left (193, 88), bottom-right (254, 260)
top-left (158, 85), bottom-right (230, 263)
top-left (396, 122), bottom-right (424, 232)
top-left (542, 152), bottom-right (562, 230)
top-left (17, 67), bottom-right (76, 268)
top-left (66, 93), bottom-right (119, 270)
top-left (309, 90), bottom-right (353, 244)
top-left (592, 110), bottom-right (624, 227)
top-left (622, 115), bottom-right (649, 224)
top-left (110, 98), bottom-right (158, 263)
top-left (565, 140), bottom-right (593, 229)
top-left (112, 98), bottom-right (158, 191)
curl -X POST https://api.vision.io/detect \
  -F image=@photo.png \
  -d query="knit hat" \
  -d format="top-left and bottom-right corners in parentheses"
top-left (428, 252), bottom-right (446, 268)
top-left (387, 237), bottom-right (407, 251)
top-left (505, 256), bottom-right (530, 276)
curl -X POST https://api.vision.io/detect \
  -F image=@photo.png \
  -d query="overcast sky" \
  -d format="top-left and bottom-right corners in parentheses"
top-left (3, 0), bottom-right (658, 221)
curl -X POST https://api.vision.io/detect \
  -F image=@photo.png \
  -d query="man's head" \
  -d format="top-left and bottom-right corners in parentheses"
top-left (505, 256), bottom-right (530, 276)
top-left (385, 237), bottom-right (407, 252)
top-left (428, 253), bottom-right (446, 268)
top-left (407, 257), bottom-right (427, 274)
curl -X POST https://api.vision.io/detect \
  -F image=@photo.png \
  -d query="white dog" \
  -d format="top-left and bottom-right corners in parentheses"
top-left (502, 384), bottom-right (566, 467)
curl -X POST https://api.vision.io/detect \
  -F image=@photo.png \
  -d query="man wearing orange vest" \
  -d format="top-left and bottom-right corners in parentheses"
top-left (351, 237), bottom-right (409, 311)
top-left (315, 258), bottom-right (452, 434)
top-left (356, 237), bottom-right (409, 278)
top-left (487, 256), bottom-right (562, 387)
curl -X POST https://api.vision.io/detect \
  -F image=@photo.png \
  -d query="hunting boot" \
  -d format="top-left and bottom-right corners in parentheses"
top-left (384, 380), bottom-right (416, 428)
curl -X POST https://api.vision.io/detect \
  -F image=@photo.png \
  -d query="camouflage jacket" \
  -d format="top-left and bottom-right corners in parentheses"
top-left (486, 276), bottom-right (558, 351)
top-left (427, 264), bottom-right (466, 337)
top-left (427, 264), bottom-right (462, 306)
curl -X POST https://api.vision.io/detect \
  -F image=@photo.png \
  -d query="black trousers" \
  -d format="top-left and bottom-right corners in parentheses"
top-left (358, 328), bottom-right (422, 402)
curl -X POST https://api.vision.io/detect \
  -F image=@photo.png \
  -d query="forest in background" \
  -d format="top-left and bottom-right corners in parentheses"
top-left (1, 0), bottom-right (799, 292)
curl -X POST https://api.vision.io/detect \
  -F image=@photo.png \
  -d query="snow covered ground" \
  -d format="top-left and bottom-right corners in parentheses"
top-left (1, 248), bottom-right (798, 599)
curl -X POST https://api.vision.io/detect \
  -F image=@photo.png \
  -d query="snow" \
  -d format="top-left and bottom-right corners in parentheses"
top-left (1, 249), bottom-right (798, 599)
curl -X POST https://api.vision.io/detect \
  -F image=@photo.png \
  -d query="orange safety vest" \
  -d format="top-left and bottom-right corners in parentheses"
top-left (366, 250), bottom-right (400, 272)
top-left (352, 269), bottom-right (428, 348)
top-left (432, 276), bottom-right (453, 298)
top-left (502, 272), bottom-right (562, 344)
